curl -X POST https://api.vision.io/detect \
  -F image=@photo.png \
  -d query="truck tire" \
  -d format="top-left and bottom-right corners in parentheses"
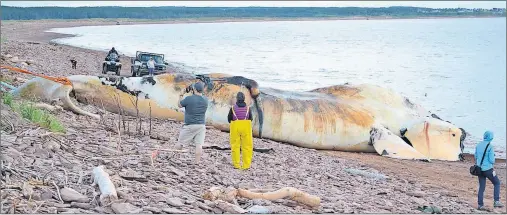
top-left (131, 67), bottom-right (137, 77)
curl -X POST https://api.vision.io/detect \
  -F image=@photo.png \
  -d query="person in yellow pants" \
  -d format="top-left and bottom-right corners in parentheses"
top-left (227, 92), bottom-right (254, 170)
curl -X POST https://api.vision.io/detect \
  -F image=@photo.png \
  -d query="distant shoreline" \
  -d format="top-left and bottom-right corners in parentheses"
top-left (2, 16), bottom-right (503, 43)
top-left (3, 15), bottom-right (503, 23)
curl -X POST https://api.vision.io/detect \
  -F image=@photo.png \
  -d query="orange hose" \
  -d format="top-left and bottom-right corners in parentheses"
top-left (0, 65), bottom-right (72, 86)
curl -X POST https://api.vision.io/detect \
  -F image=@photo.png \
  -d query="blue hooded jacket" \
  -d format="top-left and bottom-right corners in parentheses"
top-left (474, 131), bottom-right (495, 171)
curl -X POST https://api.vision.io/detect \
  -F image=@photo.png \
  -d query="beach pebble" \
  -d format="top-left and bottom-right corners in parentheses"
top-left (166, 197), bottom-right (185, 207)
top-left (60, 187), bottom-right (88, 203)
top-left (407, 191), bottom-right (427, 198)
top-left (59, 208), bottom-right (82, 214)
top-left (46, 207), bottom-right (58, 213)
top-left (22, 182), bottom-right (34, 198)
top-left (70, 202), bottom-right (93, 210)
top-left (251, 199), bottom-right (272, 206)
top-left (168, 166), bottom-right (186, 177)
top-left (411, 196), bottom-right (426, 205)
top-left (162, 207), bottom-right (186, 214)
top-left (143, 206), bottom-right (162, 213)
top-left (248, 205), bottom-right (270, 214)
top-left (10, 56), bottom-right (19, 62)
top-left (26, 59), bottom-right (36, 65)
top-left (322, 208), bottom-right (335, 213)
top-left (193, 201), bottom-right (213, 211)
top-left (41, 190), bottom-right (54, 200)
top-left (53, 203), bottom-right (71, 208)
top-left (111, 203), bottom-right (142, 214)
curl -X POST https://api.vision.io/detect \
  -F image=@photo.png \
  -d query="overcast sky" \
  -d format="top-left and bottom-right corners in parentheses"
top-left (1, 1), bottom-right (506, 9)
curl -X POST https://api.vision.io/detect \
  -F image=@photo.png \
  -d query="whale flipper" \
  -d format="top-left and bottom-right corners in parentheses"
top-left (370, 126), bottom-right (429, 161)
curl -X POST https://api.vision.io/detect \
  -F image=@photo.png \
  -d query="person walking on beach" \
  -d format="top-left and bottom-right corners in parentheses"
top-left (227, 92), bottom-right (254, 170)
top-left (147, 57), bottom-right (156, 76)
top-left (176, 82), bottom-right (208, 164)
top-left (475, 130), bottom-right (504, 210)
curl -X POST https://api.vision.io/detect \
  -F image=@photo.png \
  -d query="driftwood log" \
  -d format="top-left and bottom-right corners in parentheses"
top-left (92, 166), bottom-right (118, 205)
top-left (202, 145), bottom-right (274, 153)
top-left (203, 186), bottom-right (320, 208)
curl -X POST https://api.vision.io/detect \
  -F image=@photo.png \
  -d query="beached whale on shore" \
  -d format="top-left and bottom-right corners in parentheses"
top-left (11, 73), bottom-right (466, 161)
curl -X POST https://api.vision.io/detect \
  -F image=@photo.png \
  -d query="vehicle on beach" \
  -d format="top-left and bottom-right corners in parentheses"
top-left (102, 53), bottom-right (121, 76)
top-left (130, 51), bottom-right (169, 77)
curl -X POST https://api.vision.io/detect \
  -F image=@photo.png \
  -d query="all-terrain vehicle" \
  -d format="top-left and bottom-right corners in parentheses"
top-left (102, 53), bottom-right (122, 76)
top-left (130, 51), bottom-right (168, 77)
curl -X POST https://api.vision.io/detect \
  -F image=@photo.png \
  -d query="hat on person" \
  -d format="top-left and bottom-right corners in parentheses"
top-left (194, 82), bottom-right (204, 93)
top-left (236, 92), bottom-right (245, 102)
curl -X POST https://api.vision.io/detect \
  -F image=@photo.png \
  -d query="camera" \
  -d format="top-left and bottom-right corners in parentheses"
top-left (185, 83), bottom-right (195, 93)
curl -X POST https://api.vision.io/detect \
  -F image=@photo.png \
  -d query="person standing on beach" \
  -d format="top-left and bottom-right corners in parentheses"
top-left (176, 82), bottom-right (209, 164)
top-left (227, 92), bottom-right (254, 170)
top-left (147, 57), bottom-right (156, 76)
top-left (474, 130), bottom-right (504, 210)
top-left (108, 47), bottom-right (118, 56)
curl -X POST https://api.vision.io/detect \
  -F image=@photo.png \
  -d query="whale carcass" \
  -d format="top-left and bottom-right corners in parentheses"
top-left (10, 72), bottom-right (466, 161)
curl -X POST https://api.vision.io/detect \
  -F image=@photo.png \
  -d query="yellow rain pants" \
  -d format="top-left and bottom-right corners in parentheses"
top-left (230, 107), bottom-right (254, 170)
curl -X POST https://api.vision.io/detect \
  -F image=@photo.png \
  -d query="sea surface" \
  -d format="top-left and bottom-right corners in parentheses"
top-left (48, 18), bottom-right (506, 158)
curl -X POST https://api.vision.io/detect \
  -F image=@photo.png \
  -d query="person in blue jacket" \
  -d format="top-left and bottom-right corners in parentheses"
top-left (474, 131), bottom-right (504, 210)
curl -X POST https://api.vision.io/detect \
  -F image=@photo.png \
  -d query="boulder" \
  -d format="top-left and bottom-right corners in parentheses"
top-left (60, 187), bottom-right (88, 203)
top-left (111, 203), bottom-right (142, 214)
top-left (248, 205), bottom-right (270, 214)
top-left (166, 197), bottom-right (185, 207)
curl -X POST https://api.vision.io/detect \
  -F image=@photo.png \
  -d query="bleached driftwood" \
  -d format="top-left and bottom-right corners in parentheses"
top-left (238, 187), bottom-right (321, 208)
top-left (202, 186), bottom-right (238, 203)
top-left (203, 186), bottom-right (321, 208)
top-left (92, 166), bottom-right (118, 205)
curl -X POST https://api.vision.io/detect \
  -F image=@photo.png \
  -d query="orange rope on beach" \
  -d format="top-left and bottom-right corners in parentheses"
top-left (0, 65), bottom-right (72, 86)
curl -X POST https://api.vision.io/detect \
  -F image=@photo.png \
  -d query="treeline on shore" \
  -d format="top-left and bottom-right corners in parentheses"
top-left (1, 6), bottom-right (506, 20)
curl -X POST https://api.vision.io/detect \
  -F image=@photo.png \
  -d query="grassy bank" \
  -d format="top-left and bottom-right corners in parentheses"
top-left (1, 92), bottom-right (65, 133)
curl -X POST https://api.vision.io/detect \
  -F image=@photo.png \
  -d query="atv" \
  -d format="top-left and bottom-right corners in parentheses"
top-left (130, 51), bottom-right (168, 77)
top-left (102, 53), bottom-right (122, 76)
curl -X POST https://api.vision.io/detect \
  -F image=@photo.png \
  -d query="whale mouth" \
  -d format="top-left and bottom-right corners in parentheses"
top-left (253, 96), bottom-right (264, 138)
top-left (458, 127), bottom-right (467, 161)
top-left (201, 74), bottom-right (264, 138)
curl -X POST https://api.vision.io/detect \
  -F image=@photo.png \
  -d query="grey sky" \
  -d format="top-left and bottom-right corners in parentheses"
top-left (1, 1), bottom-right (506, 9)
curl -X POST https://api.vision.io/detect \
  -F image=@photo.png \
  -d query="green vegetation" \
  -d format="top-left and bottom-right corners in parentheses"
top-left (1, 6), bottom-right (505, 20)
top-left (2, 92), bottom-right (66, 133)
top-left (2, 92), bottom-right (13, 106)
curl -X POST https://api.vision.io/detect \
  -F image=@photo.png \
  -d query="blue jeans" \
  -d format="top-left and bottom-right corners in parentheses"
top-left (148, 68), bottom-right (154, 76)
top-left (478, 168), bottom-right (501, 206)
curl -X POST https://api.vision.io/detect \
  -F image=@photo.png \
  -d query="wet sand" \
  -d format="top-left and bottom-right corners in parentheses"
top-left (1, 19), bottom-right (506, 214)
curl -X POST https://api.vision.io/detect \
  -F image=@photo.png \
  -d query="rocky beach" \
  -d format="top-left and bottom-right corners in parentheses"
top-left (1, 19), bottom-right (506, 214)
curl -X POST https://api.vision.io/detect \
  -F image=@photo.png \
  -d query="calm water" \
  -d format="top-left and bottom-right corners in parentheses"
top-left (48, 18), bottom-right (506, 157)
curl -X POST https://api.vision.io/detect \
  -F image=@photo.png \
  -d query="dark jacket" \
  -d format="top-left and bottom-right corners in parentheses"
top-left (108, 48), bottom-right (119, 56)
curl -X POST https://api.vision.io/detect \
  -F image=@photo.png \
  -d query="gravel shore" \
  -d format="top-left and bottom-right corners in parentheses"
top-left (1, 19), bottom-right (506, 214)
